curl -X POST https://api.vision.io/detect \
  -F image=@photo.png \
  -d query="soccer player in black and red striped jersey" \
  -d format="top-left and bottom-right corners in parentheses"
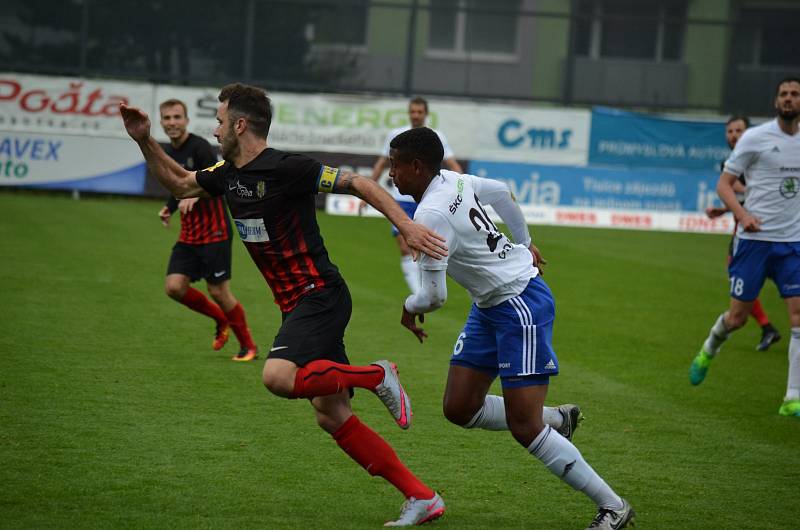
top-left (121, 84), bottom-right (448, 526)
top-left (157, 99), bottom-right (258, 361)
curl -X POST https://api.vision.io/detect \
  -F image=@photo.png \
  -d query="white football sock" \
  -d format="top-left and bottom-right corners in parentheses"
top-left (703, 313), bottom-right (731, 356)
top-left (464, 395), bottom-right (564, 431)
top-left (785, 327), bottom-right (800, 401)
top-left (528, 426), bottom-right (623, 510)
top-left (465, 395), bottom-right (507, 430)
top-left (400, 255), bottom-right (420, 295)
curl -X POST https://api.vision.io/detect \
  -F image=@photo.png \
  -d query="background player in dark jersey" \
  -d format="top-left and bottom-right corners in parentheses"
top-left (704, 115), bottom-right (780, 352)
top-left (156, 98), bottom-right (258, 362)
top-left (121, 84), bottom-right (448, 526)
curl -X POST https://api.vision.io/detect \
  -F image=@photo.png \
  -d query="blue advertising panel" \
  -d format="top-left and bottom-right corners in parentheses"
top-left (470, 160), bottom-right (721, 212)
top-left (589, 107), bottom-right (730, 171)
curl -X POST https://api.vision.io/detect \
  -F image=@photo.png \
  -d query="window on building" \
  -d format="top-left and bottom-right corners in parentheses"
top-left (306, 0), bottom-right (368, 47)
top-left (732, 6), bottom-right (800, 67)
top-left (0, 0), bottom-right (84, 73)
top-left (428, 0), bottom-right (520, 57)
top-left (574, 0), bottom-right (686, 61)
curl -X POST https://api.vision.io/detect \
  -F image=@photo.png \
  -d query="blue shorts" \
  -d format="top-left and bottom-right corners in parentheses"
top-left (450, 276), bottom-right (559, 389)
top-left (390, 200), bottom-right (418, 237)
top-left (728, 239), bottom-right (800, 301)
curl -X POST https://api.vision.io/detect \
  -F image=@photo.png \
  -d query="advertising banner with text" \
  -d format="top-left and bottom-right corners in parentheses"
top-left (468, 160), bottom-right (722, 212)
top-left (0, 73), bottom-right (154, 138)
top-left (473, 106), bottom-right (589, 166)
top-left (589, 107), bottom-right (729, 171)
top-left (152, 84), bottom-right (587, 165)
top-left (0, 131), bottom-right (145, 194)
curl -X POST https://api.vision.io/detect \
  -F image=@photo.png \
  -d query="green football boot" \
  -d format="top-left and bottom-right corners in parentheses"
top-left (778, 400), bottom-right (800, 417)
top-left (689, 348), bottom-right (713, 385)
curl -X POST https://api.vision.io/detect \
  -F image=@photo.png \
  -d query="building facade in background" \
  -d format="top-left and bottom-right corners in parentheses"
top-left (1, 0), bottom-right (797, 115)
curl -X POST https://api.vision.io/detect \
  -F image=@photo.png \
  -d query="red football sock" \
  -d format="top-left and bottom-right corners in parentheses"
top-left (179, 287), bottom-right (226, 324)
top-left (292, 360), bottom-right (384, 398)
top-left (750, 299), bottom-right (770, 327)
top-left (333, 415), bottom-right (434, 500)
top-left (224, 302), bottom-right (256, 349)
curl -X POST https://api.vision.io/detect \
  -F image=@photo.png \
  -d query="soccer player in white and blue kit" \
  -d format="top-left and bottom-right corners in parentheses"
top-left (690, 78), bottom-right (800, 418)
top-left (368, 97), bottom-right (463, 295)
top-left (389, 127), bottom-right (634, 530)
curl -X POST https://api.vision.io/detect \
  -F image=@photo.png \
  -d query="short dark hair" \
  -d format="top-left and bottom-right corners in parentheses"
top-left (409, 96), bottom-right (429, 113)
top-left (390, 127), bottom-right (444, 172)
top-left (218, 83), bottom-right (272, 138)
top-left (776, 77), bottom-right (800, 95)
top-left (159, 98), bottom-right (188, 117)
top-left (726, 115), bottom-right (750, 128)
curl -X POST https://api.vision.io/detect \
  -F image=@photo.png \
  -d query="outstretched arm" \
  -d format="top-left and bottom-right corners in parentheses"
top-left (333, 171), bottom-right (448, 260)
top-left (119, 103), bottom-right (207, 198)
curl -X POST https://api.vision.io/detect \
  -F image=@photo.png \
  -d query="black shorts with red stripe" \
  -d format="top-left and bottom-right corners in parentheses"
top-left (269, 282), bottom-right (352, 367)
top-left (166, 240), bottom-right (232, 284)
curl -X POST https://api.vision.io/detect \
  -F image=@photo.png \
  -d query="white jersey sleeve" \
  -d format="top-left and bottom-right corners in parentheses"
top-left (723, 129), bottom-right (758, 177)
top-left (472, 176), bottom-right (531, 247)
top-left (416, 209), bottom-right (454, 271)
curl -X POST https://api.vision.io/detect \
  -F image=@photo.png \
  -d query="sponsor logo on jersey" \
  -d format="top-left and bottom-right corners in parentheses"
top-left (317, 166), bottom-right (339, 193)
top-left (780, 177), bottom-right (798, 199)
top-left (234, 218), bottom-right (269, 242)
top-left (449, 177), bottom-right (464, 214)
top-left (186, 156), bottom-right (194, 170)
top-left (256, 180), bottom-right (266, 198)
top-left (229, 179), bottom-right (253, 198)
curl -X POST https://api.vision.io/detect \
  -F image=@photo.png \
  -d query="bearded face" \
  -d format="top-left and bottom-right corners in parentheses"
top-left (775, 81), bottom-right (800, 122)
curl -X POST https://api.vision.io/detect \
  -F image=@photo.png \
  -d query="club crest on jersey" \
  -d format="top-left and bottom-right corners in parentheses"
top-left (256, 181), bottom-right (266, 198)
top-left (779, 177), bottom-right (798, 199)
top-left (234, 218), bottom-right (269, 242)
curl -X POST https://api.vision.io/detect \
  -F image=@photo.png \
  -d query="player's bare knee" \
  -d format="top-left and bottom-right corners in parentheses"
top-left (207, 283), bottom-right (234, 307)
top-left (164, 281), bottom-right (185, 300)
top-left (507, 416), bottom-right (544, 447)
top-left (261, 366), bottom-right (294, 397)
top-left (725, 310), bottom-right (748, 329)
top-left (442, 400), bottom-right (474, 426)
top-left (314, 410), bottom-right (349, 434)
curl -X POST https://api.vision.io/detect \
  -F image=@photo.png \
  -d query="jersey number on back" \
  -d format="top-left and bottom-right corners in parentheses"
top-left (469, 194), bottom-right (512, 258)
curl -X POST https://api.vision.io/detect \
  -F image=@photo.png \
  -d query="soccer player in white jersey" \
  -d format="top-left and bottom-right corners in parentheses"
top-left (690, 77), bottom-right (800, 418)
top-left (367, 97), bottom-right (463, 295)
top-left (389, 127), bottom-right (634, 530)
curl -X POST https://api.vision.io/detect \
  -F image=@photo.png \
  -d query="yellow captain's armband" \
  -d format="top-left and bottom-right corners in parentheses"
top-left (201, 160), bottom-right (225, 173)
top-left (317, 165), bottom-right (339, 193)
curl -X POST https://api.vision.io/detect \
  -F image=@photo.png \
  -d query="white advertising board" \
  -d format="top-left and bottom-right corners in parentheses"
top-left (0, 73), bottom-right (154, 138)
top-left (326, 195), bottom-right (733, 235)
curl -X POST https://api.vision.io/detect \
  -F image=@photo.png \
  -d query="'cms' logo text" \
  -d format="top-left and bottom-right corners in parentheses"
top-left (497, 120), bottom-right (572, 150)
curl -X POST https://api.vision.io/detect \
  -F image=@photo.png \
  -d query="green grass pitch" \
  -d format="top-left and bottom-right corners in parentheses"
top-left (1, 191), bottom-right (798, 529)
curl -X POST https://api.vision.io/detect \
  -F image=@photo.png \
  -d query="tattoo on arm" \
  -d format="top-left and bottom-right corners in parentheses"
top-left (333, 171), bottom-right (366, 199)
